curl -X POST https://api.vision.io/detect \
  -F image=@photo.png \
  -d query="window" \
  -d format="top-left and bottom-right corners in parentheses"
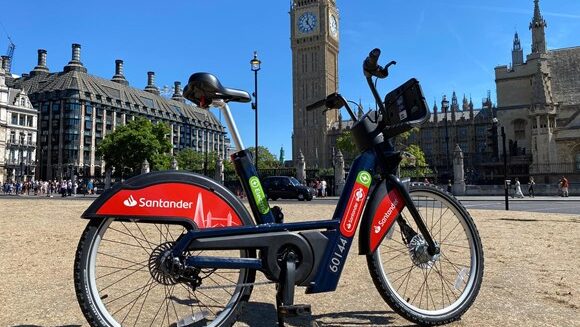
top-left (576, 153), bottom-right (580, 171)
top-left (11, 113), bottom-right (18, 125)
top-left (27, 115), bottom-right (33, 127)
top-left (514, 119), bottom-right (526, 140)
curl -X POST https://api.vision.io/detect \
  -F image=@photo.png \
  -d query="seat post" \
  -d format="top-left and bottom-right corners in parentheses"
top-left (212, 100), bottom-right (245, 151)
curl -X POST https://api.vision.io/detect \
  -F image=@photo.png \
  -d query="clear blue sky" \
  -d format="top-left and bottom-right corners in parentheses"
top-left (2, 1), bottom-right (579, 159)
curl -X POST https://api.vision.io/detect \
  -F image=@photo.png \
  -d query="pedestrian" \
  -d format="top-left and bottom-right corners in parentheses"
top-left (88, 179), bottom-right (94, 195)
top-left (316, 179), bottom-right (321, 197)
top-left (514, 178), bottom-right (524, 198)
top-left (447, 180), bottom-right (452, 194)
top-left (528, 176), bottom-right (535, 198)
top-left (560, 176), bottom-right (569, 197)
top-left (424, 178), bottom-right (430, 184)
top-left (321, 179), bottom-right (327, 197)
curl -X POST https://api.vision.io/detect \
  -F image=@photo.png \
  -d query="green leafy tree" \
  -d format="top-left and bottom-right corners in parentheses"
top-left (246, 146), bottom-right (280, 169)
top-left (336, 130), bottom-right (357, 159)
top-left (97, 118), bottom-right (172, 175)
top-left (177, 149), bottom-right (227, 172)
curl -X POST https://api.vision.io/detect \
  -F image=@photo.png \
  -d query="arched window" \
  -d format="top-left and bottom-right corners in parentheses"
top-left (513, 119), bottom-right (527, 140)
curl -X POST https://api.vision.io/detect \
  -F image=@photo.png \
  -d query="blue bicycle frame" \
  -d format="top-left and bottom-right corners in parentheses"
top-left (168, 148), bottom-right (382, 293)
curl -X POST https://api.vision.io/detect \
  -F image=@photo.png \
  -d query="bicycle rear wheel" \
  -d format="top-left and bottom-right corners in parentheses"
top-left (367, 183), bottom-right (484, 325)
top-left (74, 218), bottom-right (255, 327)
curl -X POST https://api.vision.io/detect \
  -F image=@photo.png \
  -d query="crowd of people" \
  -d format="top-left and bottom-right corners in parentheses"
top-left (1, 179), bottom-right (97, 197)
top-left (309, 179), bottom-right (328, 197)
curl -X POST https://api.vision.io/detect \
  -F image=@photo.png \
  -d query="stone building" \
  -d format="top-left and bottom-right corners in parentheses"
top-left (8, 44), bottom-right (228, 180)
top-left (495, 0), bottom-right (580, 183)
top-left (290, 0), bottom-right (340, 168)
top-left (0, 56), bottom-right (37, 183)
top-left (408, 93), bottom-right (495, 181)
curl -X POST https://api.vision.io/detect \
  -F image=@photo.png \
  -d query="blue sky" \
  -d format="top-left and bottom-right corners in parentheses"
top-left (2, 0), bottom-right (579, 159)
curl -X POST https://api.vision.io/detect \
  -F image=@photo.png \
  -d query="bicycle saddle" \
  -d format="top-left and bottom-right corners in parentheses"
top-left (183, 72), bottom-right (251, 108)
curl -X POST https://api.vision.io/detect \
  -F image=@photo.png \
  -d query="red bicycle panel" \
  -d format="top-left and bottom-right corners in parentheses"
top-left (96, 183), bottom-right (242, 228)
top-left (369, 188), bottom-right (405, 251)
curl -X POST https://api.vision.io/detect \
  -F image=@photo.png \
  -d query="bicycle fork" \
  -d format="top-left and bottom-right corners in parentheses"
top-left (387, 175), bottom-right (440, 255)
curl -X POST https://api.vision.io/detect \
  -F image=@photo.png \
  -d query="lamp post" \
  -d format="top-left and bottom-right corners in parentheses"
top-left (441, 96), bottom-right (450, 177)
top-left (250, 51), bottom-right (261, 171)
top-left (493, 118), bottom-right (509, 211)
top-left (203, 120), bottom-right (211, 176)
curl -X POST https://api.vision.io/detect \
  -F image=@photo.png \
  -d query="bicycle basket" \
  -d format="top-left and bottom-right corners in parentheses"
top-left (383, 78), bottom-right (429, 127)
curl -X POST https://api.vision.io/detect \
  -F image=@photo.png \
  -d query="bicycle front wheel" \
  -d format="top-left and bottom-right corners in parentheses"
top-left (74, 218), bottom-right (255, 327)
top-left (367, 183), bottom-right (484, 325)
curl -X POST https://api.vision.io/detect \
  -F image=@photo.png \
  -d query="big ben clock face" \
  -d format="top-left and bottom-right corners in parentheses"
top-left (329, 14), bottom-right (338, 38)
top-left (298, 12), bottom-right (317, 33)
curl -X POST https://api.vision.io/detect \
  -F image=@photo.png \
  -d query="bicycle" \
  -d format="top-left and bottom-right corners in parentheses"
top-left (74, 48), bottom-right (484, 326)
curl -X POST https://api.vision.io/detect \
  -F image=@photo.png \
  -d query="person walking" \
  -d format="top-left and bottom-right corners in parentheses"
top-left (528, 177), bottom-right (535, 198)
top-left (321, 179), bottom-right (327, 197)
top-left (447, 180), bottom-right (452, 194)
top-left (514, 178), bottom-right (524, 198)
top-left (560, 176), bottom-right (569, 197)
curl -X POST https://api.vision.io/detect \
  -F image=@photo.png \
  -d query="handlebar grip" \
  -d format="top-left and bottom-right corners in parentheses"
top-left (306, 98), bottom-right (326, 111)
top-left (364, 48), bottom-right (381, 71)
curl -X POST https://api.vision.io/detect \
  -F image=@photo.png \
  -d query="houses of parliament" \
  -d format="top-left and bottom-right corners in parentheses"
top-left (290, 0), bottom-right (579, 183)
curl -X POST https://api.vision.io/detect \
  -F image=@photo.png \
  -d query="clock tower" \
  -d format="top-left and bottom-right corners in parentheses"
top-left (290, 0), bottom-right (339, 168)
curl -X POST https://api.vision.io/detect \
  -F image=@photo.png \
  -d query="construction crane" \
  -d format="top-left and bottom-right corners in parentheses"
top-left (5, 35), bottom-right (15, 71)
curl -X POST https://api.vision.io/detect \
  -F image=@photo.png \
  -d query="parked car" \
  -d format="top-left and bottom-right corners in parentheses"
top-left (262, 176), bottom-right (316, 201)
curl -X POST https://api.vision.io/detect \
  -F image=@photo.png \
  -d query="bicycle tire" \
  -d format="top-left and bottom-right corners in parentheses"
top-left (74, 218), bottom-right (255, 327)
top-left (367, 182), bottom-right (484, 325)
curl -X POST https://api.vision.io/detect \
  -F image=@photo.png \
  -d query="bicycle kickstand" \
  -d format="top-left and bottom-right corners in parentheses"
top-left (276, 250), bottom-right (311, 327)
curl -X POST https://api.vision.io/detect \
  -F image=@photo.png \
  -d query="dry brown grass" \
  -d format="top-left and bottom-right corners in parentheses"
top-left (0, 197), bottom-right (578, 326)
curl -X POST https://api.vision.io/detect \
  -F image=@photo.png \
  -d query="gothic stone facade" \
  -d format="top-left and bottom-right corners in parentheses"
top-left (495, 0), bottom-right (580, 183)
top-left (8, 44), bottom-right (228, 181)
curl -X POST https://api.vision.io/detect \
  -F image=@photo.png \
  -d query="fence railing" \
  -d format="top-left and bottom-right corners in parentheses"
top-left (529, 162), bottom-right (577, 174)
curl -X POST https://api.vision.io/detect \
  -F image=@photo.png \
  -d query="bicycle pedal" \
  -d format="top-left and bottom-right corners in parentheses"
top-left (278, 304), bottom-right (311, 317)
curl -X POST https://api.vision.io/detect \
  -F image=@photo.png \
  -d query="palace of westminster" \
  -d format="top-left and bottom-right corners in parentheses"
top-left (1, 0), bottom-right (579, 184)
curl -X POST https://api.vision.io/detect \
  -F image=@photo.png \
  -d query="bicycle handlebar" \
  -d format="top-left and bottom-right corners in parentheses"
top-left (363, 48), bottom-right (396, 79)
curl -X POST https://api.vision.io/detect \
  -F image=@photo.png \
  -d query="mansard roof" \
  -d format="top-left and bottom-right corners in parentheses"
top-left (10, 69), bottom-right (223, 131)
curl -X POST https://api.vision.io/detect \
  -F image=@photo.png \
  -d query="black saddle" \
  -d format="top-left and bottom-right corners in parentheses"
top-left (183, 72), bottom-right (251, 108)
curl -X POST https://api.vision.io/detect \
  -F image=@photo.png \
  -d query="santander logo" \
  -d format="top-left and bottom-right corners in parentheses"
top-left (123, 195), bottom-right (138, 207)
top-left (122, 195), bottom-right (193, 209)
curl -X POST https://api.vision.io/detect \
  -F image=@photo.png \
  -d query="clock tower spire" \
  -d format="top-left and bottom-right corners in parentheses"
top-left (290, 0), bottom-right (339, 168)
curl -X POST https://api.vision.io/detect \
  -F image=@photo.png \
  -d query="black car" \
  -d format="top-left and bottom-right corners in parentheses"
top-left (262, 176), bottom-right (316, 201)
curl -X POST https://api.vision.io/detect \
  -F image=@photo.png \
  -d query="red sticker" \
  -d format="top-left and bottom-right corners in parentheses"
top-left (96, 183), bottom-right (242, 228)
top-left (369, 188), bottom-right (405, 252)
top-left (339, 183), bottom-right (370, 237)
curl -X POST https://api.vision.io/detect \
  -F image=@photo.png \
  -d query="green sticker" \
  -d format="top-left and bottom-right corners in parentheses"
top-left (249, 176), bottom-right (270, 214)
top-left (356, 171), bottom-right (372, 187)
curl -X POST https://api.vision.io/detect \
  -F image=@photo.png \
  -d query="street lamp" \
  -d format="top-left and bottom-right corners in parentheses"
top-left (441, 96), bottom-right (450, 177)
top-left (203, 120), bottom-right (211, 176)
top-left (250, 51), bottom-right (261, 171)
top-left (493, 117), bottom-right (510, 211)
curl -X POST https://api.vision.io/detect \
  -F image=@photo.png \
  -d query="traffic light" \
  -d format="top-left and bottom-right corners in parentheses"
top-left (486, 121), bottom-right (499, 158)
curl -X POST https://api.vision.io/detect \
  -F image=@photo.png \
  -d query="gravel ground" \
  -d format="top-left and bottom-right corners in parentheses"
top-left (0, 197), bottom-right (578, 326)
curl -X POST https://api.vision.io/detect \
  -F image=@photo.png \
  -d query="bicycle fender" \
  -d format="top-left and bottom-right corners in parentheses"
top-left (358, 179), bottom-right (405, 255)
top-left (81, 171), bottom-right (254, 228)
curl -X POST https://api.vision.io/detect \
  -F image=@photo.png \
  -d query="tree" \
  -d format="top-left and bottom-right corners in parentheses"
top-left (246, 146), bottom-right (280, 169)
top-left (176, 149), bottom-right (226, 172)
top-left (336, 130), bottom-right (357, 159)
top-left (97, 118), bottom-right (172, 175)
